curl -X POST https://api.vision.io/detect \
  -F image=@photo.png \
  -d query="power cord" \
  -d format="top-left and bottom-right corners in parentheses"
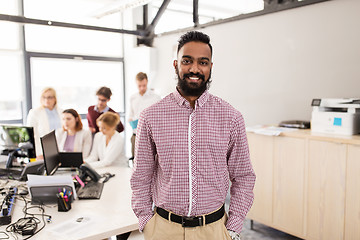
top-left (6, 217), bottom-right (38, 236)
top-left (101, 172), bottom-right (115, 183)
top-left (6, 196), bottom-right (51, 239)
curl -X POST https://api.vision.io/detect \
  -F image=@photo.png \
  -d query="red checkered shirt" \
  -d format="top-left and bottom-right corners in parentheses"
top-left (131, 89), bottom-right (255, 234)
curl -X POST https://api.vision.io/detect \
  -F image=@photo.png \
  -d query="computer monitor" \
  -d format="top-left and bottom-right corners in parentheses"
top-left (0, 125), bottom-right (36, 159)
top-left (40, 130), bottom-right (60, 175)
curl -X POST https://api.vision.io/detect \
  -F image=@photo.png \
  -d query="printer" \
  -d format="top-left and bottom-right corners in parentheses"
top-left (311, 98), bottom-right (360, 135)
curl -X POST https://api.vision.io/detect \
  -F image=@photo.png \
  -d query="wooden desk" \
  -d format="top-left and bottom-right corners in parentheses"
top-left (0, 166), bottom-right (138, 240)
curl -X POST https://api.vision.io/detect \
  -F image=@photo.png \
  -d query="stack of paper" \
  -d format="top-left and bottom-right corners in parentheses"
top-left (246, 125), bottom-right (298, 136)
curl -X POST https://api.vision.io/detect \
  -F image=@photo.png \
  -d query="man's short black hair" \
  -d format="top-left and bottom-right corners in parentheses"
top-left (177, 31), bottom-right (212, 56)
top-left (96, 86), bottom-right (112, 99)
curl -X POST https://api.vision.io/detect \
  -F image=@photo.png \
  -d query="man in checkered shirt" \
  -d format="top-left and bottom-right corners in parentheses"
top-left (131, 31), bottom-right (256, 240)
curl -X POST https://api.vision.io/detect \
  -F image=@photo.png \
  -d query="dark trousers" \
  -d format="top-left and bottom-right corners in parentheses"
top-left (117, 232), bottom-right (131, 240)
top-left (131, 134), bottom-right (136, 158)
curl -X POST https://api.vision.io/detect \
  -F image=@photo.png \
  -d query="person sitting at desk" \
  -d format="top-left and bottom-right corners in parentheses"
top-left (55, 109), bottom-right (92, 159)
top-left (27, 87), bottom-right (62, 158)
top-left (84, 112), bottom-right (127, 168)
top-left (87, 86), bottom-right (124, 134)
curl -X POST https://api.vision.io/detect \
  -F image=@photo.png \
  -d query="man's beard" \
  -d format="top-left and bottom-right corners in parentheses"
top-left (176, 69), bottom-right (212, 97)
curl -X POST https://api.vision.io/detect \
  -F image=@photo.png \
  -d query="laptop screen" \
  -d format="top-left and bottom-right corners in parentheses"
top-left (40, 131), bottom-right (60, 175)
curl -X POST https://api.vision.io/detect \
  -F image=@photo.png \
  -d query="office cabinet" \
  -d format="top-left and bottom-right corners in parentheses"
top-left (246, 130), bottom-right (360, 240)
top-left (247, 134), bottom-right (273, 226)
top-left (273, 137), bottom-right (306, 238)
top-left (307, 140), bottom-right (346, 240)
top-left (344, 144), bottom-right (360, 240)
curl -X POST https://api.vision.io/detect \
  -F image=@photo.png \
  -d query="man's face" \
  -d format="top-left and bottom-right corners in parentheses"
top-left (136, 79), bottom-right (148, 95)
top-left (174, 41), bottom-right (213, 97)
top-left (97, 95), bottom-right (110, 109)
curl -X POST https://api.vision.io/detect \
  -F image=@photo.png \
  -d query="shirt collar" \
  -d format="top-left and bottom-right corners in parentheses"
top-left (45, 107), bottom-right (56, 113)
top-left (94, 105), bottom-right (109, 113)
top-left (173, 88), bottom-right (209, 108)
top-left (138, 89), bottom-right (150, 97)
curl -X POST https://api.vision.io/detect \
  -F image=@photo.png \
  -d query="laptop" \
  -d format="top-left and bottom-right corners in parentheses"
top-left (41, 131), bottom-right (83, 175)
top-left (59, 152), bottom-right (83, 168)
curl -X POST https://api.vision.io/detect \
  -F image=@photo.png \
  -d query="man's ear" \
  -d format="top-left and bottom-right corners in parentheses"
top-left (173, 60), bottom-right (179, 74)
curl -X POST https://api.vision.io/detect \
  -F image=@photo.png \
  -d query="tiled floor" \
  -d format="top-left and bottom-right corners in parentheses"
top-left (126, 219), bottom-right (303, 240)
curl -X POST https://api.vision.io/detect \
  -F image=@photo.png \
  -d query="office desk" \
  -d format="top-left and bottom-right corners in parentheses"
top-left (0, 166), bottom-right (139, 240)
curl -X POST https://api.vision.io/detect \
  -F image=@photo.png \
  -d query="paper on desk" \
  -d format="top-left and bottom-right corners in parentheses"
top-left (246, 125), bottom-right (298, 136)
top-left (26, 174), bottom-right (77, 198)
top-left (43, 215), bottom-right (105, 240)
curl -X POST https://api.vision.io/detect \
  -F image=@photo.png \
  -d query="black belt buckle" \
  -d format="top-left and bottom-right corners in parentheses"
top-left (181, 216), bottom-right (203, 227)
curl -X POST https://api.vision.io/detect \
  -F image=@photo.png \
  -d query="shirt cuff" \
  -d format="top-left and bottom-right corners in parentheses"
top-left (225, 215), bottom-right (243, 235)
top-left (228, 230), bottom-right (241, 240)
top-left (138, 213), bottom-right (154, 232)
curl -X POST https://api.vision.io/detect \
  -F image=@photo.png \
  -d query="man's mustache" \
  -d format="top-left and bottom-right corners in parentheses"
top-left (183, 73), bottom-right (205, 81)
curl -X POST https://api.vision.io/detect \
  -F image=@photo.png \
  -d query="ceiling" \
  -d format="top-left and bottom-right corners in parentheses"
top-left (24, 0), bottom-right (263, 33)
top-left (3, 0), bottom-right (264, 34)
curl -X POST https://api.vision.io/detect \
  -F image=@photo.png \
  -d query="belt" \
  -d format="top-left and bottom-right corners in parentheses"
top-left (156, 205), bottom-right (225, 228)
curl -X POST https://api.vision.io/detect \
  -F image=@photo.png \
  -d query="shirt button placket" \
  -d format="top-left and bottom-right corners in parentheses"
top-left (190, 111), bottom-right (198, 213)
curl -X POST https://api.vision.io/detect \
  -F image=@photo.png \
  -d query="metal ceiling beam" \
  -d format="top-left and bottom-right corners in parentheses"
top-left (146, 0), bottom-right (171, 35)
top-left (143, 4), bottom-right (149, 27)
top-left (137, 0), bottom-right (171, 47)
top-left (193, 0), bottom-right (199, 27)
top-left (0, 14), bottom-right (146, 36)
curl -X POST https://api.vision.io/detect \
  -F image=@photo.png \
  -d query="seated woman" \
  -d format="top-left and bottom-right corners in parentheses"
top-left (56, 109), bottom-right (92, 159)
top-left (84, 112), bottom-right (127, 168)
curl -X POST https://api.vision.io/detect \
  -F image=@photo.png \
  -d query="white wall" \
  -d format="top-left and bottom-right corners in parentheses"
top-left (151, 0), bottom-right (360, 126)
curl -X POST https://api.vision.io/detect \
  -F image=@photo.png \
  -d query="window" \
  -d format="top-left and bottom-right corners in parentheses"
top-left (0, 0), bottom-right (19, 16)
top-left (24, 0), bottom-right (123, 29)
top-left (30, 57), bottom-right (124, 114)
top-left (25, 25), bottom-right (123, 57)
top-left (0, 53), bottom-right (24, 121)
top-left (0, 0), bottom-right (126, 124)
top-left (0, 9), bottom-right (23, 122)
top-left (0, 22), bottom-right (21, 50)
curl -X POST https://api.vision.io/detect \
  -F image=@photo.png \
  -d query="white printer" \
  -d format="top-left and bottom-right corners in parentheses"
top-left (311, 98), bottom-right (360, 135)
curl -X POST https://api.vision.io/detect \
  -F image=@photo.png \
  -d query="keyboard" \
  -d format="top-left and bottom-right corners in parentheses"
top-left (77, 181), bottom-right (104, 199)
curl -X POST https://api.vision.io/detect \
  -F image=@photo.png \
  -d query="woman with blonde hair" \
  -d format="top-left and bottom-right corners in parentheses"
top-left (56, 109), bottom-right (92, 159)
top-left (85, 112), bottom-right (127, 168)
top-left (27, 87), bottom-right (62, 158)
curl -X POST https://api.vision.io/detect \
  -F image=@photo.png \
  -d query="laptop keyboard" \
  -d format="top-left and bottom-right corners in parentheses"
top-left (77, 181), bottom-right (104, 199)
